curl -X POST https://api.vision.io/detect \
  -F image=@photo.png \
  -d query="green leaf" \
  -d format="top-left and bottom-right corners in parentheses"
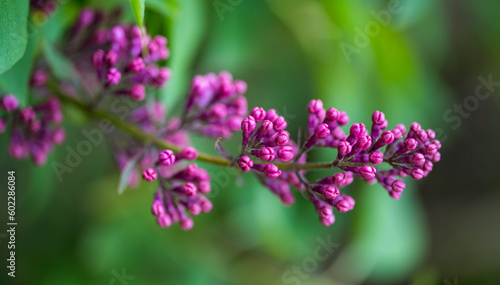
top-left (0, 0), bottom-right (29, 74)
top-left (130, 0), bottom-right (146, 28)
top-left (0, 35), bottom-right (38, 106)
top-left (117, 154), bottom-right (141, 194)
top-left (42, 39), bottom-right (78, 83)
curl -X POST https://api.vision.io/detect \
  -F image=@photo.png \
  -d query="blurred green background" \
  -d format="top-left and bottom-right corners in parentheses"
top-left (1, 0), bottom-right (500, 284)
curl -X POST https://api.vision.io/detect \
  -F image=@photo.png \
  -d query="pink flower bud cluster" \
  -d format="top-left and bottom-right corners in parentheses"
top-left (0, 94), bottom-right (65, 166)
top-left (183, 71), bottom-right (248, 139)
top-left (141, 148), bottom-right (211, 230)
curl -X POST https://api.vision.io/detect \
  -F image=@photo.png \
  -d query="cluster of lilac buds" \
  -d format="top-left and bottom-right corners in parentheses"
top-left (182, 72), bottom-right (248, 139)
top-left (0, 94), bottom-right (65, 166)
top-left (142, 148), bottom-right (212, 230)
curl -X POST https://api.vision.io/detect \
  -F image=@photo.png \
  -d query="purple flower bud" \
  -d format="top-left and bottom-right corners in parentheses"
top-left (106, 68), bottom-right (121, 85)
top-left (180, 217), bottom-right (194, 231)
top-left (250, 107), bottom-right (266, 122)
top-left (126, 57), bottom-right (145, 73)
top-left (410, 122), bottom-right (421, 132)
top-left (433, 140), bottom-right (442, 149)
top-left (333, 173), bottom-right (346, 186)
top-left (92, 50), bottom-right (105, 69)
top-left (337, 111), bottom-right (349, 126)
top-left (210, 103), bottom-right (228, 118)
top-left (426, 143), bottom-right (438, 155)
top-left (360, 165), bottom-right (376, 179)
top-left (275, 131), bottom-right (290, 146)
top-left (182, 182), bottom-right (197, 197)
top-left (412, 153), bottom-right (425, 166)
top-left (152, 202), bottom-right (166, 217)
top-left (337, 141), bottom-right (352, 158)
top-left (369, 151), bottom-right (383, 164)
top-left (349, 123), bottom-right (362, 138)
top-left (260, 119), bottom-right (274, 133)
top-left (432, 152), bottom-right (441, 162)
top-left (238, 156), bottom-right (253, 172)
top-left (319, 206), bottom-right (333, 220)
top-left (323, 186), bottom-right (339, 199)
top-left (2, 94), bottom-right (18, 112)
top-left (188, 203), bottom-right (202, 216)
top-left (157, 214), bottom-right (172, 228)
top-left (273, 116), bottom-right (287, 131)
top-left (241, 116), bottom-right (256, 133)
top-left (325, 107), bottom-right (339, 121)
top-left (391, 128), bottom-right (403, 140)
top-left (264, 163), bottom-right (281, 178)
top-left (392, 180), bottom-right (405, 193)
top-left (29, 120), bottom-right (41, 133)
top-left (30, 70), bottom-right (47, 86)
top-left (335, 195), bottom-right (355, 213)
top-left (405, 138), bottom-right (418, 151)
top-left (200, 198), bottom-right (213, 213)
top-left (105, 50), bottom-right (118, 66)
top-left (234, 80), bottom-right (247, 94)
top-left (280, 192), bottom-right (295, 206)
top-left (0, 118), bottom-right (7, 133)
top-left (358, 135), bottom-right (372, 150)
top-left (158, 150), bottom-right (176, 166)
top-left (180, 146), bottom-right (198, 160)
top-left (265, 109), bottom-right (278, 122)
top-left (308, 99), bottom-right (323, 114)
top-left (198, 181), bottom-right (211, 194)
top-left (154, 67), bottom-right (171, 87)
top-left (278, 146), bottom-right (294, 162)
top-left (20, 107), bottom-right (35, 122)
top-left (427, 129), bottom-right (436, 140)
top-left (78, 9), bottom-right (95, 26)
top-left (142, 168), bottom-right (158, 182)
top-left (129, 84), bottom-right (145, 101)
top-left (258, 147), bottom-right (275, 161)
top-left (372, 130), bottom-right (394, 150)
top-left (372, 110), bottom-right (386, 125)
top-left (314, 123), bottom-right (330, 139)
top-left (423, 160), bottom-right (433, 172)
top-left (411, 168), bottom-right (424, 180)
top-left (416, 129), bottom-right (428, 141)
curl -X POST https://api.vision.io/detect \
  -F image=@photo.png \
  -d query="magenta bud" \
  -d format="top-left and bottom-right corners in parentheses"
top-left (151, 202), bottom-right (166, 217)
top-left (427, 129), bottom-right (436, 140)
top-left (264, 163), bottom-right (281, 178)
top-left (265, 109), bottom-right (278, 122)
top-left (273, 116), bottom-right (287, 131)
top-left (380, 131), bottom-right (394, 144)
top-left (337, 111), bottom-right (349, 126)
top-left (234, 80), bottom-right (247, 94)
top-left (182, 182), bottom-right (197, 197)
top-left (395, 123), bottom-right (407, 135)
top-left (181, 146), bottom-right (198, 160)
top-left (433, 140), bottom-right (442, 149)
top-left (432, 152), bottom-right (441, 162)
top-left (392, 180), bottom-right (406, 193)
top-left (360, 165), bottom-right (376, 179)
top-left (372, 110), bottom-right (386, 125)
top-left (198, 181), bottom-right (211, 194)
top-left (391, 128), bottom-right (403, 140)
top-left (333, 173), bottom-right (346, 185)
top-left (335, 197), bottom-right (354, 213)
top-left (158, 150), bottom-right (176, 166)
top-left (19, 107), bottom-right (35, 122)
top-left (0, 118), bottom-right (7, 133)
top-left (405, 138), bottom-right (418, 151)
top-left (250, 107), bottom-right (266, 122)
top-left (369, 151), bottom-right (383, 164)
top-left (320, 214), bottom-right (335, 227)
top-left (423, 160), bottom-right (433, 172)
top-left (2, 94), bottom-right (19, 111)
top-left (275, 131), bottom-right (290, 146)
top-left (411, 168), bottom-right (424, 180)
top-left (142, 168), bottom-right (158, 182)
top-left (323, 186), bottom-right (339, 199)
top-left (426, 143), bottom-right (438, 155)
top-left (337, 141), bottom-right (352, 157)
top-left (188, 204), bottom-right (202, 216)
top-left (278, 146), bottom-right (294, 161)
top-left (238, 156), bottom-right (253, 172)
top-left (130, 84), bottom-right (145, 101)
top-left (260, 119), bottom-right (274, 133)
top-left (410, 122), bottom-right (421, 132)
top-left (258, 147), bottom-right (275, 161)
top-left (358, 135), bottom-right (372, 150)
top-left (180, 218), bottom-right (194, 231)
top-left (105, 50), bottom-right (118, 66)
top-left (92, 50), bottom-right (105, 68)
top-left (315, 123), bottom-right (330, 139)
top-left (412, 153), bottom-right (425, 166)
top-left (200, 198), bottom-right (213, 213)
top-left (349, 123), bottom-right (362, 137)
top-left (208, 103), bottom-right (226, 118)
top-left (106, 67), bottom-right (121, 85)
top-left (325, 107), bottom-right (339, 121)
top-left (241, 116), bottom-right (256, 133)
top-left (30, 70), bottom-right (47, 86)
top-left (280, 192), bottom-right (295, 206)
top-left (126, 57), bottom-right (145, 73)
top-left (308, 99), bottom-right (324, 114)
top-left (416, 129), bottom-right (428, 141)
top-left (157, 214), bottom-right (172, 228)
top-left (319, 206), bottom-right (333, 220)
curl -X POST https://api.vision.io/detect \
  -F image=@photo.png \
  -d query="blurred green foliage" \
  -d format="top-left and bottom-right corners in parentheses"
top-left (1, 0), bottom-right (500, 284)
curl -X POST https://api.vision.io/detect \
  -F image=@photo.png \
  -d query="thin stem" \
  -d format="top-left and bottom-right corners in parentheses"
top-left (50, 86), bottom-right (377, 172)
